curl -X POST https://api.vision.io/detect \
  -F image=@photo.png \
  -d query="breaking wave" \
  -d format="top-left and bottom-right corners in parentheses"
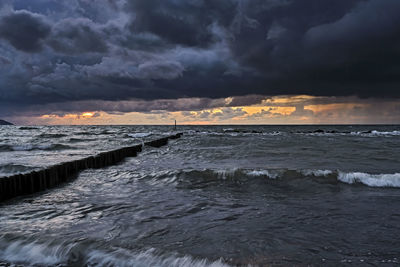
top-left (18, 126), bottom-right (39, 130)
top-left (146, 168), bottom-right (400, 188)
top-left (127, 132), bottom-right (153, 138)
top-left (0, 164), bottom-right (36, 175)
top-left (185, 130), bottom-right (282, 137)
top-left (0, 144), bottom-right (13, 152)
top-left (350, 130), bottom-right (400, 136)
top-left (369, 130), bottom-right (400, 136)
top-left (0, 235), bottom-right (229, 267)
top-left (338, 172), bottom-right (400, 187)
top-left (38, 133), bottom-right (68, 138)
top-left (185, 129), bottom-right (400, 137)
top-left (0, 144), bottom-right (74, 152)
top-left (69, 137), bottom-right (96, 143)
top-left (291, 129), bottom-right (400, 137)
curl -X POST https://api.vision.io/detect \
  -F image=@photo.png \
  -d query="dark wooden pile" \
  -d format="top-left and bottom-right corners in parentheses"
top-left (0, 133), bottom-right (182, 202)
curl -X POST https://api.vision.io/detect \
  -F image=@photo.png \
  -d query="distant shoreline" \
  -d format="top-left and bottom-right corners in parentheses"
top-left (0, 119), bottom-right (13, 125)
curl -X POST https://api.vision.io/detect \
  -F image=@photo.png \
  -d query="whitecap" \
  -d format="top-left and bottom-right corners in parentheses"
top-left (128, 133), bottom-right (152, 138)
top-left (0, 236), bottom-right (229, 267)
top-left (338, 172), bottom-right (400, 187)
top-left (370, 130), bottom-right (400, 136)
top-left (246, 170), bottom-right (279, 179)
top-left (301, 169), bottom-right (333, 177)
top-left (350, 130), bottom-right (400, 136)
top-left (0, 238), bottom-right (74, 266)
top-left (86, 248), bottom-right (229, 267)
top-left (214, 169), bottom-right (239, 179)
top-left (11, 143), bottom-right (73, 151)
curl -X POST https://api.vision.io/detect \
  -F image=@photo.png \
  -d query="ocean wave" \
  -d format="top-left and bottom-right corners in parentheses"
top-left (0, 143), bottom-right (74, 152)
top-left (293, 129), bottom-right (400, 136)
top-left (38, 133), bottom-right (68, 138)
top-left (86, 248), bottom-right (228, 267)
top-left (349, 130), bottom-right (400, 136)
top-left (146, 168), bottom-right (400, 188)
top-left (245, 169), bottom-right (280, 179)
top-left (223, 128), bottom-right (262, 134)
top-left (127, 132), bottom-right (152, 138)
top-left (350, 130), bottom-right (400, 137)
top-left (186, 129), bottom-right (400, 137)
top-left (300, 169), bottom-right (333, 177)
top-left (249, 169), bottom-right (400, 188)
top-left (0, 164), bottom-right (36, 175)
top-left (0, 144), bottom-right (13, 152)
top-left (18, 126), bottom-right (39, 130)
top-left (185, 130), bottom-right (282, 137)
top-left (99, 130), bottom-right (116, 135)
top-left (75, 131), bottom-right (94, 136)
top-left (248, 168), bottom-right (400, 187)
top-left (338, 172), bottom-right (400, 187)
top-left (74, 130), bottom-right (117, 136)
top-left (262, 131), bottom-right (282, 136)
top-left (69, 137), bottom-right (96, 143)
top-left (0, 236), bottom-right (229, 267)
top-left (369, 130), bottom-right (400, 136)
top-left (342, 130), bottom-right (399, 136)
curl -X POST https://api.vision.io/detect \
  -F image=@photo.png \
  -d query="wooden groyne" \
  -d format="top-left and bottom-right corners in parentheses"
top-left (0, 133), bottom-right (183, 202)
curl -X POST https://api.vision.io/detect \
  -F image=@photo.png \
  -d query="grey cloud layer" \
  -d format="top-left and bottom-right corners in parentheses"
top-left (0, 9), bottom-right (50, 52)
top-left (0, 0), bottom-right (400, 116)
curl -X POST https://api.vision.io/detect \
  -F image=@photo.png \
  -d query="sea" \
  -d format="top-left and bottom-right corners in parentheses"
top-left (0, 125), bottom-right (399, 266)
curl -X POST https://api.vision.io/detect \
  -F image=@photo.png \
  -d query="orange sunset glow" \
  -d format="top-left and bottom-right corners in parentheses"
top-left (21, 95), bottom-right (398, 125)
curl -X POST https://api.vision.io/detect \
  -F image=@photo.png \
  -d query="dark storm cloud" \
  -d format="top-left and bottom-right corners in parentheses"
top-left (0, 97), bottom-right (233, 117)
top-left (127, 0), bottom-right (237, 47)
top-left (0, 9), bottom-right (50, 52)
top-left (0, 55), bottom-right (10, 64)
top-left (1, 0), bottom-right (400, 117)
top-left (48, 18), bottom-right (108, 54)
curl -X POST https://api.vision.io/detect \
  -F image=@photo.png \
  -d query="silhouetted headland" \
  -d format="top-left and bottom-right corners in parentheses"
top-left (0, 119), bottom-right (13, 125)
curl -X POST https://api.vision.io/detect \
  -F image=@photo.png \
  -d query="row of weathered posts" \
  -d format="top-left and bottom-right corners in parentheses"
top-left (0, 133), bottom-right (182, 202)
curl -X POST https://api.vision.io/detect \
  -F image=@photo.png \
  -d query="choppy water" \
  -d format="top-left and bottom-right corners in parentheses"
top-left (0, 125), bottom-right (400, 266)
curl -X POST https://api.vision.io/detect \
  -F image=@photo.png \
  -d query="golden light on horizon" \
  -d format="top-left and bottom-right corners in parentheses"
top-left (241, 106), bottom-right (296, 116)
top-left (27, 96), bottom-right (399, 126)
top-left (82, 112), bottom-right (95, 118)
top-left (304, 103), bottom-right (369, 114)
top-left (41, 112), bottom-right (97, 120)
top-left (262, 95), bottom-right (318, 105)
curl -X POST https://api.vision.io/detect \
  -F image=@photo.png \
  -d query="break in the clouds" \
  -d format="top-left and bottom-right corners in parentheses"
top-left (0, 0), bottom-right (400, 121)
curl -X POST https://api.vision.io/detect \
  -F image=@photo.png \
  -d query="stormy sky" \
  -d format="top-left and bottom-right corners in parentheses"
top-left (0, 0), bottom-right (399, 124)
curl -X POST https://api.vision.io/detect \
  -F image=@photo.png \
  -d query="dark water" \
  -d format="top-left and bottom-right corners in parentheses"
top-left (0, 125), bottom-right (400, 266)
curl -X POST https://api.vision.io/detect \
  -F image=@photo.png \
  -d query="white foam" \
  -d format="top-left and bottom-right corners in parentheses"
top-left (262, 131), bottom-right (281, 136)
top-left (338, 172), bottom-right (400, 187)
top-left (370, 130), bottom-right (400, 136)
top-left (246, 170), bottom-right (279, 179)
top-left (301, 169), bottom-right (333, 177)
top-left (87, 248), bottom-right (229, 267)
top-left (10, 143), bottom-right (71, 151)
top-left (0, 239), bottom-right (73, 265)
top-left (38, 144), bottom-right (57, 150)
top-left (0, 237), bottom-right (229, 267)
top-left (12, 144), bottom-right (35, 151)
top-left (222, 128), bottom-right (234, 132)
top-left (214, 169), bottom-right (239, 179)
top-left (209, 169), bottom-right (400, 188)
top-left (350, 130), bottom-right (400, 136)
top-left (128, 133), bottom-right (152, 138)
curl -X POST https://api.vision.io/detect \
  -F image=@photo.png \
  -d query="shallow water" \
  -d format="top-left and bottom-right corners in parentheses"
top-left (0, 125), bottom-right (400, 266)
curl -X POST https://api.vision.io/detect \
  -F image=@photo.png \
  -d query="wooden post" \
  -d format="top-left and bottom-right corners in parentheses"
top-left (0, 134), bottom-right (182, 203)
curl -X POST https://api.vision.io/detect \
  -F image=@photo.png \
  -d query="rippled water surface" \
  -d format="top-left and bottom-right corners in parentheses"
top-left (1, 125), bottom-right (400, 266)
